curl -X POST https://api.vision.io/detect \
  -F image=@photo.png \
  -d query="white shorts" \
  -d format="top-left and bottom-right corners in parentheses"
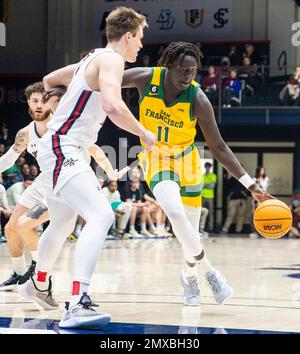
top-left (38, 136), bottom-right (91, 196)
top-left (18, 173), bottom-right (48, 209)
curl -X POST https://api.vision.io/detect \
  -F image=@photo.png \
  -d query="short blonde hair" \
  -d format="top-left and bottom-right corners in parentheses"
top-left (106, 6), bottom-right (147, 42)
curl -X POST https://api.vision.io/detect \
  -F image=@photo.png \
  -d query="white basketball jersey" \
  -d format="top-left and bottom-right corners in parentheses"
top-left (46, 48), bottom-right (112, 148)
top-left (27, 121), bottom-right (41, 159)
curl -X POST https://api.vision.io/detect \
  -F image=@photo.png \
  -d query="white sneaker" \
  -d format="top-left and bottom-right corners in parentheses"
top-left (249, 232), bottom-right (259, 239)
top-left (206, 270), bottom-right (233, 304)
top-left (18, 276), bottom-right (59, 310)
top-left (180, 270), bottom-right (201, 306)
top-left (155, 229), bottom-right (174, 237)
top-left (140, 229), bottom-right (152, 237)
top-left (129, 229), bottom-right (141, 238)
top-left (59, 293), bottom-right (111, 329)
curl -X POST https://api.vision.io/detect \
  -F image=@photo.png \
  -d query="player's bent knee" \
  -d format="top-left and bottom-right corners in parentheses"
top-left (4, 220), bottom-right (18, 238)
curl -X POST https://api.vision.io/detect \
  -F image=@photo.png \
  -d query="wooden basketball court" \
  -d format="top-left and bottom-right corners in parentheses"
top-left (1, 236), bottom-right (300, 334)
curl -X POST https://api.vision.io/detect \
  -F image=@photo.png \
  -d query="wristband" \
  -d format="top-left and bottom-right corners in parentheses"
top-left (239, 173), bottom-right (254, 189)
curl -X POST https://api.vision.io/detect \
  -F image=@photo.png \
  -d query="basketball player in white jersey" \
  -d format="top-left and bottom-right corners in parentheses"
top-left (0, 82), bottom-right (130, 292)
top-left (18, 7), bottom-right (155, 329)
top-left (0, 82), bottom-right (52, 291)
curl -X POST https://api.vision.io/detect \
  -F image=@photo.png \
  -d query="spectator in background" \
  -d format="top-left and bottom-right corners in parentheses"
top-left (238, 56), bottom-right (257, 96)
top-left (289, 200), bottom-right (300, 238)
top-left (228, 44), bottom-right (242, 66)
top-left (0, 174), bottom-right (11, 242)
top-left (2, 162), bottom-right (24, 189)
top-left (249, 166), bottom-right (270, 238)
top-left (201, 65), bottom-right (220, 106)
top-left (279, 67), bottom-right (300, 106)
top-left (221, 176), bottom-right (248, 234)
top-left (21, 163), bottom-right (31, 178)
top-left (142, 183), bottom-right (172, 237)
top-left (122, 180), bottom-right (153, 238)
top-left (16, 156), bottom-right (26, 168)
top-left (6, 175), bottom-right (35, 212)
top-left (223, 68), bottom-right (242, 107)
top-left (243, 44), bottom-right (261, 66)
top-left (0, 123), bottom-right (13, 147)
top-left (254, 166), bottom-right (270, 192)
top-left (30, 164), bottom-right (39, 178)
top-left (103, 180), bottom-right (132, 238)
top-left (68, 215), bottom-right (86, 241)
top-left (202, 162), bottom-right (217, 232)
top-left (0, 143), bottom-right (5, 156)
top-left (220, 56), bottom-right (231, 79)
top-left (127, 166), bottom-right (158, 236)
top-left (141, 54), bottom-right (151, 67)
top-left (199, 207), bottom-right (209, 239)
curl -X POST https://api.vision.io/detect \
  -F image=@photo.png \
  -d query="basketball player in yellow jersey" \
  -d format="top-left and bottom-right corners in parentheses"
top-left (123, 42), bottom-right (273, 306)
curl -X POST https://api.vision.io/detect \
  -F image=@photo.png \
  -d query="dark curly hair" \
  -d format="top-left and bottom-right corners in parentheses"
top-left (157, 42), bottom-right (201, 68)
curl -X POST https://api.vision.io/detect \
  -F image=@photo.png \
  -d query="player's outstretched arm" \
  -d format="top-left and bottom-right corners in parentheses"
top-left (88, 144), bottom-right (130, 180)
top-left (195, 90), bottom-right (273, 203)
top-left (98, 53), bottom-right (156, 149)
top-left (43, 64), bottom-right (78, 92)
top-left (0, 128), bottom-right (29, 173)
top-left (122, 67), bottom-right (151, 94)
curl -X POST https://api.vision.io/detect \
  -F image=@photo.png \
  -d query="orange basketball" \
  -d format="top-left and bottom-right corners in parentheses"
top-left (253, 199), bottom-right (292, 239)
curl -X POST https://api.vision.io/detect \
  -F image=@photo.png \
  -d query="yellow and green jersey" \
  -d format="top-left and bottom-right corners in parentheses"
top-left (138, 67), bottom-right (203, 207)
top-left (139, 67), bottom-right (200, 156)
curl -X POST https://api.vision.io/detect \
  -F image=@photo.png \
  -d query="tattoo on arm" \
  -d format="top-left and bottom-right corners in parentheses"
top-left (13, 130), bottom-right (26, 153)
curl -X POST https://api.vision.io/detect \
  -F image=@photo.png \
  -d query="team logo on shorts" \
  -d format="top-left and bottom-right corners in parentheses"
top-left (63, 158), bottom-right (78, 167)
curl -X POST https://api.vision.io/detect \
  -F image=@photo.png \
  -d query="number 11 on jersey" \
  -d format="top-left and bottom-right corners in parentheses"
top-left (157, 126), bottom-right (169, 143)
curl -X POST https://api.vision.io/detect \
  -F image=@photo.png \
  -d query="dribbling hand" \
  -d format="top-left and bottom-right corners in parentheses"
top-left (249, 184), bottom-right (275, 203)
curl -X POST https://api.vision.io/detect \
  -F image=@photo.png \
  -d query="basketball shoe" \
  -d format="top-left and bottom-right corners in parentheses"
top-left (206, 270), bottom-right (233, 304)
top-left (59, 293), bottom-right (111, 329)
top-left (0, 260), bottom-right (36, 292)
top-left (18, 272), bottom-right (58, 310)
top-left (0, 272), bottom-right (22, 291)
top-left (180, 270), bottom-right (201, 306)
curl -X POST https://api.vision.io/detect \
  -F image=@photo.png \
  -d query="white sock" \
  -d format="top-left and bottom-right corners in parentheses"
top-left (75, 224), bottom-right (82, 235)
top-left (150, 224), bottom-right (156, 232)
top-left (34, 271), bottom-right (50, 291)
top-left (157, 224), bottom-right (163, 231)
top-left (198, 255), bottom-right (215, 274)
top-left (130, 225), bottom-right (135, 231)
top-left (141, 222), bottom-right (147, 231)
top-left (11, 256), bottom-right (27, 275)
top-left (185, 266), bottom-right (198, 278)
top-left (30, 251), bottom-right (38, 262)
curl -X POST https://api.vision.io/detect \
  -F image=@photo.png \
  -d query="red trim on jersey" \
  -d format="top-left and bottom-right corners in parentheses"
top-left (57, 90), bottom-right (92, 135)
top-left (52, 134), bottom-right (65, 190)
top-left (51, 90), bottom-right (91, 189)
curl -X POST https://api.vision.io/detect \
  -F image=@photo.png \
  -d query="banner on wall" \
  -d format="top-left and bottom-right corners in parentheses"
top-left (95, 0), bottom-right (232, 42)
